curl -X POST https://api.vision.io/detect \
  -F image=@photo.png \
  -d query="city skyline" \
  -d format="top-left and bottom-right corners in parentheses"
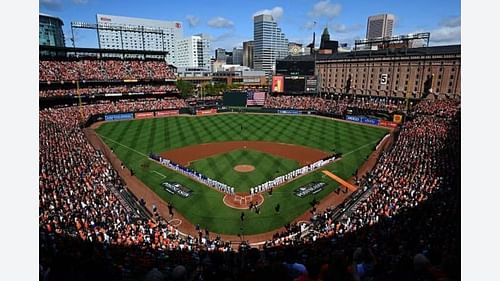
top-left (40, 0), bottom-right (460, 53)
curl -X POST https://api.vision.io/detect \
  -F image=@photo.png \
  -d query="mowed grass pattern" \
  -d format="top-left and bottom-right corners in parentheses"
top-left (189, 149), bottom-right (300, 192)
top-left (96, 114), bottom-right (388, 235)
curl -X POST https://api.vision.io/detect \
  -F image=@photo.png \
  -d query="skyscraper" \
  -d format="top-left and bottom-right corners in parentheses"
top-left (243, 41), bottom-right (254, 68)
top-left (96, 14), bottom-right (183, 65)
top-left (215, 48), bottom-right (228, 62)
top-left (253, 14), bottom-right (289, 75)
top-left (232, 47), bottom-right (243, 66)
top-left (39, 13), bottom-right (65, 47)
top-left (176, 34), bottom-right (211, 68)
top-left (366, 14), bottom-right (395, 39)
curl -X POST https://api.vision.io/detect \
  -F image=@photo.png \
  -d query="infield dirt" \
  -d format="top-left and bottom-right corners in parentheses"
top-left (159, 141), bottom-right (330, 166)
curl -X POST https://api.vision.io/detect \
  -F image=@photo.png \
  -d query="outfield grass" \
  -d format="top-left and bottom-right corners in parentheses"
top-left (95, 113), bottom-right (388, 235)
top-left (189, 149), bottom-right (300, 192)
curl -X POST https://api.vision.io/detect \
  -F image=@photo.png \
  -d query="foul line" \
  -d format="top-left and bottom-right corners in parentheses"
top-left (322, 170), bottom-right (358, 192)
top-left (153, 171), bottom-right (166, 178)
top-left (342, 140), bottom-right (380, 158)
top-left (99, 135), bottom-right (149, 157)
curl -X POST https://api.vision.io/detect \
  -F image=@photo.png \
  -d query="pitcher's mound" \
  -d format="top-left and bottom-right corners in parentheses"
top-left (234, 164), bottom-right (255, 173)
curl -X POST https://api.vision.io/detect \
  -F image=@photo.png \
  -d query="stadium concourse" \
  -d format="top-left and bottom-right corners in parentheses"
top-left (39, 93), bottom-right (459, 280)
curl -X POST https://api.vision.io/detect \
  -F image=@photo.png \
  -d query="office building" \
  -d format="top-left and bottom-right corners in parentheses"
top-left (366, 14), bottom-right (395, 39)
top-left (243, 41), bottom-right (254, 68)
top-left (253, 14), bottom-right (289, 74)
top-left (176, 34), bottom-right (211, 68)
top-left (96, 14), bottom-right (182, 65)
top-left (232, 47), bottom-right (243, 65)
top-left (39, 13), bottom-right (65, 47)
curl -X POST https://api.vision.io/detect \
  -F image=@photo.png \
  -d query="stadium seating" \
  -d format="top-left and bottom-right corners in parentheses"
top-left (39, 58), bottom-right (176, 82)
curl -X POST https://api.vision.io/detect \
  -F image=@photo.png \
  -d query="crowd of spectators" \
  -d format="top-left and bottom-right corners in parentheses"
top-left (412, 99), bottom-right (461, 118)
top-left (39, 98), bottom-right (459, 280)
top-left (68, 98), bottom-right (188, 114)
top-left (39, 84), bottom-right (178, 98)
top-left (348, 96), bottom-right (407, 113)
top-left (40, 101), bottom-right (234, 278)
top-left (264, 96), bottom-right (349, 115)
top-left (39, 59), bottom-right (176, 82)
top-left (264, 95), bottom-right (408, 115)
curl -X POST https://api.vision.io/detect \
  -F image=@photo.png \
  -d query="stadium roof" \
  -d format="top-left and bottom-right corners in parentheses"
top-left (280, 45), bottom-right (461, 62)
top-left (39, 13), bottom-right (64, 23)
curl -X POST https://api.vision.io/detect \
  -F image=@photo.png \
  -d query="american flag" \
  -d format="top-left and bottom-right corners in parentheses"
top-left (246, 91), bottom-right (266, 106)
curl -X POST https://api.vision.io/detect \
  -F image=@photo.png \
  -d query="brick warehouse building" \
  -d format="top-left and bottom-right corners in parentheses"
top-left (316, 45), bottom-right (460, 99)
top-left (278, 45), bottom-right (460, 99)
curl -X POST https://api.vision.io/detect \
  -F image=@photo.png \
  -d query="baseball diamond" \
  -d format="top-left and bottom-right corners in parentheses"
top-left (95, 113), bottom-right (389, 235)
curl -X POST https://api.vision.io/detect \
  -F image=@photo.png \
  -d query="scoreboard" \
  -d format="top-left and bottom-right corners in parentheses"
top-left (284, 76), bottom-right (305, 93)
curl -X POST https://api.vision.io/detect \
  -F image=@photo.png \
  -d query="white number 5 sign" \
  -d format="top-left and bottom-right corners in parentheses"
top-left (380, 74), bottom-right (388, 85)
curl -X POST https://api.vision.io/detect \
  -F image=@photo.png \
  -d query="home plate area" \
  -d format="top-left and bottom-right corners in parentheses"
top-left (223, 192), bottom-right (264, 210)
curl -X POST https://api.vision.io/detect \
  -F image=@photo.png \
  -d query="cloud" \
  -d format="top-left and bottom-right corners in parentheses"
top-left (40, 0), bottom-right (63, 11)
top-left (430, 16), bottom-right (461, 45)
top-left (186, 15), bottom-right (200, 27)
top-left (72, 0), bottom-right (88, 4)
top-left (430, 26), bottom-right (461, 44)
top-left (309, 1), bottom-right (341, 19)
top-left (253, 6), bottom-right (284, 21)
top-left (440, 16), bottom-right (461, 28)
top-left (332, 23), bottom-right (362, 33)
top-left (207, 17), bottom-right (234, 28)
top-left (304, 21), bottom-right (317, 30)
top-left (207, 32), bottom-right (247, 52)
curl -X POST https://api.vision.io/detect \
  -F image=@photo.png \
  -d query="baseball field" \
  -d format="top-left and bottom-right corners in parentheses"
top-left (95, 113), bottom-right (388, 235)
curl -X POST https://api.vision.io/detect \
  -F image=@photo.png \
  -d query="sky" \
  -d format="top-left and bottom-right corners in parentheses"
top-left (39, 0), bottom-right (461, 53)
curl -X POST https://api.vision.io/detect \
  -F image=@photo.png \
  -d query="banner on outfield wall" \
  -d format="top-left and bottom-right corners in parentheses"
top-left (345, 115), bottom-right (380, 126)
top-left (135, 112), bottom-right (154, 119)
top-left (277, 109), bottom-right (301, 115)
top-left (104, 113), bottom-right (134, 121)
top-left (379, 120), bottom-right (398, 128)
top-left (156, 110), bottom-right (179, 116)
top-left (393, 114), bottom-right (403, 124)
top-left (196, 108), bottom-right (217, 115)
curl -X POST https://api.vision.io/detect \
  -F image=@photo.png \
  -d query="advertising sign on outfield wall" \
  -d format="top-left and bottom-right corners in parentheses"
top-left (156, 110), bottom-right (179, 116)
top-left (277, 110), bottom-right (301, 115)
top-left (196, 108), bottom-right (217, 115)
top-left (346, 115), bottom-right (380, 126)
top-left (135, 112), bottom-right (154, 119)
top-left (104, 113), bottom-right (134, 121)
top-left (379, 120), bottom-right (398, 128)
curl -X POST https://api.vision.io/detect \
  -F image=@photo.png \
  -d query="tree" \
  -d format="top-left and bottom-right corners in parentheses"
top-left (176, 80), bottom-right (194, 98)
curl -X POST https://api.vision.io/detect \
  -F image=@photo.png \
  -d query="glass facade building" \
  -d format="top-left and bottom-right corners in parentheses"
top-left (253, 14), bottom-right (288, 75)
top-left (39, 14), bottom-right (65, 47)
